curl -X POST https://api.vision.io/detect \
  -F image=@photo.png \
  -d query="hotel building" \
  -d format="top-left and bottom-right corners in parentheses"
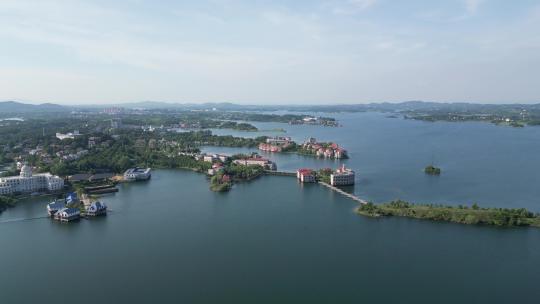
top-left (330, 164), bottom-right (355, 186)
top-left (0, 165), bottom-right (64, 195)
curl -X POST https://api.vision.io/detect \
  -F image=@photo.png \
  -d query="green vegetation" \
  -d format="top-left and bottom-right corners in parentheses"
top-left (225, 162), bottom-right (265, 181)
top-left (358, 200), bottom-right (540, 228)
top-left (209, 173), bottom-right (232, 192)
top-left (0, 195), bottom-right (16, 213)
top-left (400, 103), bottom-right (540, 128)
top-left (316, 168), bottom-right (333, 184)
top-left (424, 165), bottom-right (441, 175)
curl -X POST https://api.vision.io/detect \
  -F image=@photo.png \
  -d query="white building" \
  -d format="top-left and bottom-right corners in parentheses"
top-left (330, 164), bottom-right (355, 186)
top-left (233, 158), bottom-right (277, 170)
top-left (266, 136), bottom-right (292, 145)
top-left (56, 130), bottom-right (81, 140)
top-left (0, 165), bottom-right (64, 195)
top-left (124, 168), bottom-right (152, 181)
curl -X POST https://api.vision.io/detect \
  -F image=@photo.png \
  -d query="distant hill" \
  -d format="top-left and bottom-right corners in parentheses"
top-left (2, 100), bottom-right (539, 114)
top-left (114, 100), bottom-right (540, 112)
top-left (110, 101), bottom-right (257, 111)
top-left (0, 101), bottom-right (69, 113)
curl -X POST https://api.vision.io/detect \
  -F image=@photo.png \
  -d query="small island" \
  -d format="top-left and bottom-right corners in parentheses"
top-left (259, 137), bottom-right (348, 159)
top-left (357, 200), bottom-right (540, 228)
top-left (424, 165), bottom-right (441, 175)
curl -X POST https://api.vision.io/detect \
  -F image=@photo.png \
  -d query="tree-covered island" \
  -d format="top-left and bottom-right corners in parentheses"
top-left (358, 200), bottom-right (540, 228)
top-left (424, 165), bottom-right (441, 175)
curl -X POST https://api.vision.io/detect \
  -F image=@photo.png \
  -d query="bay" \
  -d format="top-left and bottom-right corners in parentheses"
top-left (1, 112), bottom-right (540, 303)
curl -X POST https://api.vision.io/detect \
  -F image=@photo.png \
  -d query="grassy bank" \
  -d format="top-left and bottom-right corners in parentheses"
top-left (357, 200), bottom-right (540, 228)
top-left (0, 196), bottom-right (17, 213)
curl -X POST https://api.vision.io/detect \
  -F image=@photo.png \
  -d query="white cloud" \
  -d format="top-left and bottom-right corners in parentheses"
top-left (349, 0), bottom-right (378, 10)
top-left (331, 0), bottom-right (378, 15)
top-left (0, 0), bottom-right (538, 104)
top-left (464, 0), bottom-right (485, 14)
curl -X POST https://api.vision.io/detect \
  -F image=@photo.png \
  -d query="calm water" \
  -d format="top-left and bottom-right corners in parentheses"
top-left (205, 112), bottom-right (540, 211)
top-left (1, 113), bottom-right (540, 303)
top-left (1, 170), bottom-right (539, 303)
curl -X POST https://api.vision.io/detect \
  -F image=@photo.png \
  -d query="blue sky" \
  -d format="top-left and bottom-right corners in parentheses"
top-left (0, 0), bottom-right (539, 104)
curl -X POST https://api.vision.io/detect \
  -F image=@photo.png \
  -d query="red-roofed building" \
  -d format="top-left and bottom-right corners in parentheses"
top-left (296, 168), bottom-right (316, 183)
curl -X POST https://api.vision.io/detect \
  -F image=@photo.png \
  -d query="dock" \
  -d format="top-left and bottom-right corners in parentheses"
top-left (318, 181), bottom-right (368, 205)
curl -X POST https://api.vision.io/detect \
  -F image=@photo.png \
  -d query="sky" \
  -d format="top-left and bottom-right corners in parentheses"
top-left (0, 0), bottom-right (539, 105)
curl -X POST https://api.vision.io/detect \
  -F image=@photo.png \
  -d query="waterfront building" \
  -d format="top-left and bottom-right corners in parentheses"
top-left (259, 137), bottom-right (292, 153)
top-left (258, 143), bottom-right (282, 152)
top-left (123, 168), bottom-right (152, 181)
top-left (297, 169), bottom-right (316, 183)
top-left (233, 157), bottom-right (277, 170)
top-left (54, 208), bottom-right (80, 222)
top-left (0, 165), bottom-right (64, 195)
top-left (266, 136), bottom-right (292, 145)
top-left (330, 164), bottom-right (355, 186)
top-left (86, 201), bottom-right (107, 216)
top-left (47, 200), bottom-right (66, 216)
top-left (303, 138), bottom-right (348, 159)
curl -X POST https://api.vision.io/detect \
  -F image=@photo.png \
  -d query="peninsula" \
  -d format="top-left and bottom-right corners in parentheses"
top-left (357, 200), bottom-right (540, 228)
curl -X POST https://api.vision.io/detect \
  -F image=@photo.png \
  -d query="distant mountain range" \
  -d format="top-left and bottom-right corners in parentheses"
top-left (1, 100), bottom-right (539, 113)
top-left (0, 101), bottom-right (70, 113)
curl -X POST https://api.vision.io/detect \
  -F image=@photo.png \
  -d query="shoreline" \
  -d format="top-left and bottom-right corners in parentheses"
top-left (356, 201), bottom-right (540, 228)
top-left (3, 169), bottom-right (540, 230)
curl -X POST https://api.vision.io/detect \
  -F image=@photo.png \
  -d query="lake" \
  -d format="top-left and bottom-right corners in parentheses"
top-left (205, 112), bottom-right (540, 211)
top-left (1, 113), bottom-right (539, 303)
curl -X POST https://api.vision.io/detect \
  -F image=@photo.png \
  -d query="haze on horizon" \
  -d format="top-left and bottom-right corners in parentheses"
top-left (0, 0), bottom-right (539, 105)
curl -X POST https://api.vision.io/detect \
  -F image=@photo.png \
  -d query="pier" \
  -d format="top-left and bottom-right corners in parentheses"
top-left (263, 170), bottom-right (296, 177)
top-left (266, 170), bottom-right (368, 205)
top-left (318, 182), bottom-right (368, 205)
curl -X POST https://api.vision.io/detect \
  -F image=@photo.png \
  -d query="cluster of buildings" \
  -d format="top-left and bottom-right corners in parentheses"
top-left (232, 155), bottom-right (277, 170)
top-left (258, 136), bottom-right (293, 152)
top-left (198, 153), bottom-right (230, 163)
top-left (302, 138), bottom-right (347, 159)
top-left (47, 193), bottom-right (107, 222)
top-left (296, 164), bottom-right (355, 186)
top-left (123, 168), bottom-right (152, 181)
top-left (0, 164), bottom-right (64, 195)
top-left (56, 149), bottom-right (89, 161)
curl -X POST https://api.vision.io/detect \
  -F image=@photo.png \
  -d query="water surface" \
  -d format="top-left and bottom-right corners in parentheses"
top-left (204, 112), bottom-right (540, 210)
top-left (0, 170), bottom-right (538, 303)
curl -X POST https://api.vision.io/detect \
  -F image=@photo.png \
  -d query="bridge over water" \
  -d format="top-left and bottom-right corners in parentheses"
top-left (264, 170), bottom-right (368, 205)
